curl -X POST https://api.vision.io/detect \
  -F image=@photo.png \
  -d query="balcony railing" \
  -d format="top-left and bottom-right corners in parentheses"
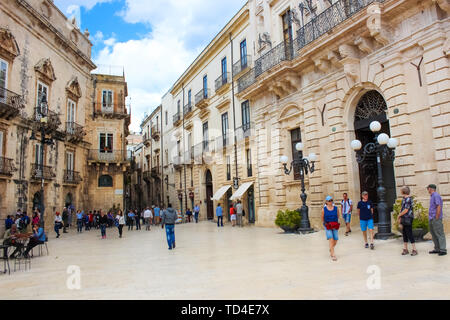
top-left (173, 112), bottom-right (182, 125)
top-left (143, 170), bottom-right (151, 181)
top-left (215, 73), bottom-right (230, 92)
top-left (236, 122), bottom-right (254, 142)
top-left (173, 155), bottom-right (183, 168)
top-left (151, 167), bottom-right (160, 177)
top-left (93, 103), bottom-right (129, 117)
top-left (0, 156), bottom-right (16, 176)
top-left (143, 133), bottom-right (151, 145)
top-left (31, 164), bottom-right (55, 180)
top-left (195, 88), bottom-right (211, 106)
top-left (216, 133), bottom-right (230, 151)
top-left (237, 0), bottom-right (385, 93)
top-left (151, 125), bottom-right (160, 139)
top-left (34, 107), bottom-right (61, 131)
top-left (233, 56), bottom-right (251, 77)
top-left (65, 122), bottom-right (85, 142)
top-left (0, 88), bottom-right (25, 118)
top-left (183, 103), bottom-right (193, 116)
top-left (63, 170), bottom-right (82, 184)
top-left (88, 149), bottom-right (127, 163)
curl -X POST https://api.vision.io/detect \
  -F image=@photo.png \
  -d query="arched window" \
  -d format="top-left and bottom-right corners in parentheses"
top-left (98, 175), bottom-right (113, 187)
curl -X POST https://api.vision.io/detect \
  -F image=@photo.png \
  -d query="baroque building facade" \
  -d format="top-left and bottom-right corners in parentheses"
top-left (0, 0), bottom-right (130, 234)
top-left (144, 0), bottom-right (449, 229)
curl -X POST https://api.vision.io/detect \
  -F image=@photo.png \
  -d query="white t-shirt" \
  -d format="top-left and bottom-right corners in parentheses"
top-left (341, 199), bottom-right (353, 214)
top-left (55, 215), bottom-right (62, 223)
top-left (143, 209), bottom-right (153, 218)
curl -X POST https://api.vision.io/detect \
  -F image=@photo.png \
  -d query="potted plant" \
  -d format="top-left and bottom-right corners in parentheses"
top-left (275, 209), bottom-right (301, 233)
top-left (392, 196), bottom-right (429, 241)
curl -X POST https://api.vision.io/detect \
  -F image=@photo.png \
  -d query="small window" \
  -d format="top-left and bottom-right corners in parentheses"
top-left (165, 111), bottom-right (168, 125)
top-left (102, 90), bottom-right (113, 111)
top-left (98, 175), bottom-right (113, 187)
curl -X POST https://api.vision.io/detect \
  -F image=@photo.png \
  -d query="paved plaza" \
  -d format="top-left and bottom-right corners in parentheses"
top-left (1, 222), bottom-right (449, 300)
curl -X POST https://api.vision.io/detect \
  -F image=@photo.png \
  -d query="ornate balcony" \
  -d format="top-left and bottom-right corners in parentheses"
top-left (0, 88), bottom-right (25, 120)
top-left (236, 122), bottom-right (254, 142)
top-left (151, 167), bottom-right (160, 178)
top-left (237, 0), bottom-right (385, 94)
top-left (88, 149), bottom-right (127, 163)
top-left (195, 88), bottom-right (211, 109)
top-left (65, 122), bottom-right (85, 143)
top-left (215, 73), bottom-right (230, 95)
top-left (31, 164), bottom-right (55, 181)
top-left (183, 103), bottom-right (193, 118)
top-left (93, 103), bottom-right (130, 120)
top-left (143, 133), bottom-right (151, 147)
top-left (143, 170), bottom-right (151, 182)
top-left (151, 125), bottom-right (160, 141)
top-left (233, 56), bottom-right (251, 78)
top-left (0, 156), bottom-right (16, 176)
top-left (63, 170), bottom-right (82, 184)
top-left (173, 112), bottom-right (182, 126)
top-left (34, 107), bottom-right (62, 132)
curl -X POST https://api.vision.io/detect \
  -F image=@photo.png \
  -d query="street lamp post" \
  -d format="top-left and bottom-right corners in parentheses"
top-left (280, 143), bottom-right (317, 234)
top-left (351, 120), bottom-right (398, 240)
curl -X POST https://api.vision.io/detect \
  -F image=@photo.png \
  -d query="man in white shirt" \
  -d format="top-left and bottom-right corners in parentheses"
top-left (341, 193), bottom-right (353, 236)
top-left (143, 207), bottom-right (153, 231)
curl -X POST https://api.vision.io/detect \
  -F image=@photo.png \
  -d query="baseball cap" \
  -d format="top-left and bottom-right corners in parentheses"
top-left (325, 196), bottom-right (333, 202)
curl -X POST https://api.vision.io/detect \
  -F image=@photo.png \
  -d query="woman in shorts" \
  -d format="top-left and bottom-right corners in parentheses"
top-left (322, 196), bottom-right (341, 261)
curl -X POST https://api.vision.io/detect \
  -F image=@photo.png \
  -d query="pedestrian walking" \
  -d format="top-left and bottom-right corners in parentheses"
top-left (154, 205), bottom-right (161, 225)
top-left (186, 208), bottom-right (193, 223)
top-left (427, 184), bottom-right (446, 256)
top-left (144, 207), bottom-right (153, 231)
top-left (193, 203), bottom-right (200, 223)
top-left (76, 210), bottom-right (83, 233)
top-left (216, 203), bottom-right (224, 227)
top-left (161, 203), bottom-right (178, 250)
top-left (322, 196), bottom-right (341, 261)
top-left (135, 209), bottom-right (141, 230)
top-left (236, 200), bottom-right (243, 227)
top-left (230, 202), bottom-right (237, 227)
top-left (99, 210), bottom-right (108, 239)
top-left (54, 212), bottom-right (63, 238)
top-left (357, 191), bottom-right (375, 250)
top-left (127, 210), bottom-right (135, 230)
top-left (116, 210), bottom-right (125, 238)
top-left (341, 193), bottom-right (353, 236)
top-left (397, 186), bottom-right (417, 256)
top-left (88, 211), bottom-right (94, 229)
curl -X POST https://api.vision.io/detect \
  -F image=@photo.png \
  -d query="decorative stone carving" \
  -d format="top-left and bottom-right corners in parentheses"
top-left (314, 58), bottom-right (331, 73)
top-left (366, 3), bottom-right (391, 46)
top-left (66, 76), bottom-right (82, 99)
top-left (258, 32), bottom-right (272, 50)
top-left (339, 44), bottom-right (360, 84)
top-left (354, 36), bottom-right (375, 54)
top-left (327, 50), bottom-right (342, 68)
top-left (433, 0), bottom-right (450, 14)
top-left (34, 58), bottom-right (56, 83)
top-left (0, 28), bottom-right (20, 60)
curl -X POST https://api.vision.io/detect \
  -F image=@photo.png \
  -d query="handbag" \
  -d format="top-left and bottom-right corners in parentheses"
top-left (400, 214), bottom-right (413, 226)
top-left (325, 222), bottom-right (340, 230)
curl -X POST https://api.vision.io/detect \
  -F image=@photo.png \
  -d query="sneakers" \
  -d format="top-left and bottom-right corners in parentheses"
top-left (438, 252), bottom-right (447, 256)
top-left (365, 243), bottom-right (369, 249)
top-left (370, 244), bottom-right (375, 250)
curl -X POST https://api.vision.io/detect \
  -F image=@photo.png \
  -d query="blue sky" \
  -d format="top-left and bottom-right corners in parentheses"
top-left (54, 0), bottom-right (246, 132)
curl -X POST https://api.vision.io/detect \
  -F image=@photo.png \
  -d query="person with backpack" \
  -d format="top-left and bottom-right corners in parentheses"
top-left (397, 186), bottom-right (417, 256)
top-left (341, 193), bottom-right (353, 236)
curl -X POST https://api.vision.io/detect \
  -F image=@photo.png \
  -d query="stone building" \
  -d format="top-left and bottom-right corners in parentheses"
top-left (144, 0), bottom-right (449, 230)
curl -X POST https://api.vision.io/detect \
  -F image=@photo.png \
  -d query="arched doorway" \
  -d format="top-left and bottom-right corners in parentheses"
top-left (33, 192), bottom-right (42, 212)
top-left (205, 170), bottom-right (213, 220)
top-left (354, 90), bottom-right (396, 223)
top-left (65, 193), bottom-right (73, 208)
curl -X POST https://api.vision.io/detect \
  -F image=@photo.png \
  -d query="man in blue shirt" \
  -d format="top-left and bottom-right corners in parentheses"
top-left (153, 205), bottom-right (161, 225)
top-left (357, 191), bottom-right (375, 250)
top-left (216, 203), bottom-right (224, 227)
top-left (5, 215), bottom-right (14, 230)
top-left (23, 224), bottom-right (46, 258)
top-left (76, 210), bottom-right (83, 233)
top-left (128, 210), bottom-right (135, 230)
top-left (194, 204), bottom-right (200, 223)
top-left (427, 184), bottom-right (446, 256)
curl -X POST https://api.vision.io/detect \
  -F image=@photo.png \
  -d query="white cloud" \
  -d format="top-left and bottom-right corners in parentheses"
top-left (93, 0), bottom-right (245, 132)
top-left (54, 0), bottom-right (114, 11)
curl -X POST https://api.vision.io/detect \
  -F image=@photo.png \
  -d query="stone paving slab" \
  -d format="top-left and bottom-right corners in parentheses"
top-left (0, 222), bottom-right (449, 300)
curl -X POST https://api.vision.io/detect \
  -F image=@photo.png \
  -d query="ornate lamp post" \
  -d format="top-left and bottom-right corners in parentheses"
top-left (280, 143), bottom-right (317, 234)
top-left (351, 120), bottom-right (398, 240)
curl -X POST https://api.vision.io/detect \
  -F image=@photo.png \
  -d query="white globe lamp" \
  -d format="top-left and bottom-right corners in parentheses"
top-left (377, 133), bottom-right (390, 145)
top-left (370, 121), bottom-right (382, 133)
top-left (351, 140), bottom-right (362, 151)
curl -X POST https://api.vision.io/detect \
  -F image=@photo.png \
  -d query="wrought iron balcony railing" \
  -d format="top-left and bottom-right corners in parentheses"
top-left (236, 122), bottom-right (254, 142)
top-left (237, 0), bottom-right (385, 93)
top-left (183, 103), bottom-right (193, 116)
top-left (88, 149), bottom-right (127, 163)
top-left (143, 133), bottom-right (151, 145)
top-left (31, 164), bottom-right (55, 180)
top-left (151, 167), bottom-right (160, 177)
top-left (66, 122), bottom-right (85, 142)
top-left (195, 88), bottom-right (211, 106)
top-left (0, 87), bottom-right (25, 119)
top-left (173, 112), bottom-right (182, 124)
top-left (215, 73), bottom-right (230, 92)
top-left (151, 125), bottom-right (160, 139)
top-left (0, 156), bottom-right (16, 176)
top-left (216, 133), bottom-right (230, 151)
top-left (233, 55), bottom-right (251, 77)
top-left (63, 170), bottom-right (82, 184)
top-left (93, 103), bottom-right (129, 118)
top-left (173, 155), bottom-right (183, 169)
top-left (34, 107), bottom-right (61, 131)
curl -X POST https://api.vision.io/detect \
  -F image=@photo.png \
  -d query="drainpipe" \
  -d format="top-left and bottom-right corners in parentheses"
top-left (182, 84), bottom-right (187, 213)
top-left (160, 105), bottom-right (164, 207)
top-left (230, 33), bottom-right (239, 189)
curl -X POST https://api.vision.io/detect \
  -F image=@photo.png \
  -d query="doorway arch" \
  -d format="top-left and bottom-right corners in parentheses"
top-left (65, 193), bottom-right (73, 208)
top-left (33, 192), bottom-right (42, 212)
top-left (354, 90), bottom-right (396, 222)
top-left (205, 170), bottom-right (213, 220)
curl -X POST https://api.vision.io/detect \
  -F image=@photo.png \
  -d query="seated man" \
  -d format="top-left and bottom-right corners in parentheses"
top-left (23, 224), bottom-right (46, 258)
top-left (3, 224), bottom-right (24, 259)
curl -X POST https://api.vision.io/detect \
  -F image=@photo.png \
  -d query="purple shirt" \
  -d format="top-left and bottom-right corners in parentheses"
top-left (429, 192), bottom-right (443, 220)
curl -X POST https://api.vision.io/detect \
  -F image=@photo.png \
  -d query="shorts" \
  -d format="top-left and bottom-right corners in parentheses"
top-left (326, 229), bottom-right (339, 241)
top-left (360, 219), bottom-right (374, 232)
top-left (230, 214), bottom-right (237, 221)
top-left (343, 213), bottom-right (351, 224)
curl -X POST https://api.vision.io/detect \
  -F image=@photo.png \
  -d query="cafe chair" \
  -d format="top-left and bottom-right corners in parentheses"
top-left (0, 245), bottom-right (11, 275)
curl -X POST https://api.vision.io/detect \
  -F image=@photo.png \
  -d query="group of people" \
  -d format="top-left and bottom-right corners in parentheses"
top-left (215, 200), bottom-right (245, 227)
top-left (321, 184), bottom-right (446, 261)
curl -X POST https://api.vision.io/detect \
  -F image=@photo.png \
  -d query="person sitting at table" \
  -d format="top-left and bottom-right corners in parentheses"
top-left (2, 224), bottom-right (23, 259)
top-left (23, 224), bottom-right (46, 258)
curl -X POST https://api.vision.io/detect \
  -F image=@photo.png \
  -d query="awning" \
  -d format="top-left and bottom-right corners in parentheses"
top-left (230, 182), bottom-right (254, 200)
top-left (211, 185), bottom-right (232, 201)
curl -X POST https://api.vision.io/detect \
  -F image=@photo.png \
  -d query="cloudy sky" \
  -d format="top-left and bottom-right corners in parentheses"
top-left (54, 0), bottom-right (246, 132)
